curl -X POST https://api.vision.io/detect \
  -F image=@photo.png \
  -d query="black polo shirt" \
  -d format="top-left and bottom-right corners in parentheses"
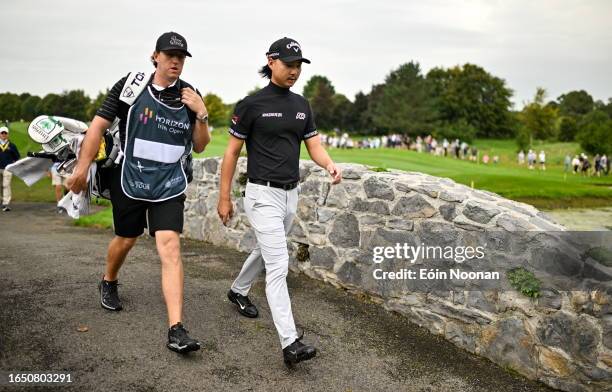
top-left (96, 73), bottom-right (198, 147)
top-left (229, 82), bottom-right (318, 184)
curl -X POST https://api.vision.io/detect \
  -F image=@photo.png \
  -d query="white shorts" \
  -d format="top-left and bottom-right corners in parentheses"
top-left (51, 171), bottom-right (67, 186)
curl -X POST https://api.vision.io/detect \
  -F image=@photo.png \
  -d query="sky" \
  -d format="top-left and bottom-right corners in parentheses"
top-left (1, 0), bottom-right (611, 109)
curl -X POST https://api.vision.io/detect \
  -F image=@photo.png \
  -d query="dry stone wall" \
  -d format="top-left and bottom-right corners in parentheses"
top-left (183, 157), bottom-right (611, 392)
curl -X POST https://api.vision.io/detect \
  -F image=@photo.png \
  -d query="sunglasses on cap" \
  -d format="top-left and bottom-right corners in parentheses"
top-left (0, 131), bottom-right (8, 134)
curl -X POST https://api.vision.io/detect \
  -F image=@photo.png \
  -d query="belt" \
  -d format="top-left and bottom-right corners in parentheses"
top-left (248, 178), bottom-right (298, 190)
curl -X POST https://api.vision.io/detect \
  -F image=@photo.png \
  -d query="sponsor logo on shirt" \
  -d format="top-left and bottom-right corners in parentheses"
top-left (139, 107), bottom-right (154, 124)
top-left (165, 176), bottom-right (184, 188)
top-left (296, 112), bottom-right (306, 120)
top-left (231, 115), bottom-right (239, 125)
top-left (154, 114), bottom-right (190, 134)
top-left (133, 181), bottom-right (150, 190)
top-left (262, 113), bottom-right (283, 118)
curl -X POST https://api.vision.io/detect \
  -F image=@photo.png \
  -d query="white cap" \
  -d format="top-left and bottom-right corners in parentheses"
top-left (0, 126), bottom-right (8, 134)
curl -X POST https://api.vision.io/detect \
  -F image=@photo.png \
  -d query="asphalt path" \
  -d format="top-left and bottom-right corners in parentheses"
top-left (0, 203), bottom-right (555, 391)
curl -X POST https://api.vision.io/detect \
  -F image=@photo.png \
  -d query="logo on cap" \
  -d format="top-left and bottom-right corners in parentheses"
top-left (170, 36), bottom-right (184, 48)
top-left (286, 42), bottom-right (301, 52)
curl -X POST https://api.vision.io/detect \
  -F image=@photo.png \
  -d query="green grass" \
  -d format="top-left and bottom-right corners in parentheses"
top-left (8, 121), bottom-right (612, 210)
top-left (74, 207), bottom-right (113, 229)
top-left (200, 128), bottom-right (612, 208)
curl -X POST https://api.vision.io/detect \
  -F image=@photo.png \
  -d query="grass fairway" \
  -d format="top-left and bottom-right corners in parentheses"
top-left (7, 121), bottom-right (612, 209)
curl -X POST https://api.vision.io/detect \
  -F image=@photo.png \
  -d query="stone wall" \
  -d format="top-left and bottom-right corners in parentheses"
top-left (184, 157), bottom-right (611, 392)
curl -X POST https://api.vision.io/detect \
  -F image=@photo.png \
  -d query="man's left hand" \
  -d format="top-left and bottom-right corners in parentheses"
top-left (181, 88), bottom-right (207, 118)
top-left (327, 163), bottom-right (342, 184)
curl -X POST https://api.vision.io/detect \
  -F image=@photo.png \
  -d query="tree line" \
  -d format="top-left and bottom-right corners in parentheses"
top-left (301, 62), bottom-right (612, 155)
top-left (1, 61), bottom-right (610, 154)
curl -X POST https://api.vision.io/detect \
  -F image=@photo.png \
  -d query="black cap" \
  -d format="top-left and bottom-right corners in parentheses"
top-left (155, 32), bottom-right (192, 57)
top-left (266, 37), bottom-right (310, 64)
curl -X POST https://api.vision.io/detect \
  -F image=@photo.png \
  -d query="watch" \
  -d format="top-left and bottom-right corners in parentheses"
top-left (196, 112), bottom-right (209, 124)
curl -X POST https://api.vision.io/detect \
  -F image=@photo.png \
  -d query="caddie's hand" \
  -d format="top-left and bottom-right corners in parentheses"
top-left (217, 198), bottom-right (234, 226)
top-left (181, 87), bottom-right (207, 118)
top-left (66, 170), bottom-right (88, 194)
top-left (327, 163), bottom-right (342, 184)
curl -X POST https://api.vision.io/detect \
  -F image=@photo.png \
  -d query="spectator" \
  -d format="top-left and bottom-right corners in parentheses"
top-left (527, 150), bottom-right (536, 170)
top-left (581, 155), bottom-right (590, 176)
top-left (518, 150), bottom-right (525, 165)
top-left (594, 154), bottom-right (602, 177)
top-left (493, 155), bottom-right (499, 164)
top-left (470, 146), bottom-right (478, 162)
top-left (564, 154), bottom-right (571, 172)
top-left (571, 155), bottom-right (580, 174)
top-left (0, 126), bottom-right (20, 212)
top-left (538, 150), bottom-right (546, 170)
top-left (602, 154), bottom-right (609, 175)
top-left (482, 154), bottom-right (490, 164)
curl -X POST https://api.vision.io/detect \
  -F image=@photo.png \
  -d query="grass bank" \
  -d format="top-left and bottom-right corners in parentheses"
top-left (7, 121), bottom-right (612, 212)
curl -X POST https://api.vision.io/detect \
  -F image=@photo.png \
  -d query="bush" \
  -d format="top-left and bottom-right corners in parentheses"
top-left (507, 268), bottom-right (541, 298)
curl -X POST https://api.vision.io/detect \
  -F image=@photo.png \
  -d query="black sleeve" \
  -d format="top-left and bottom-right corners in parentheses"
top-left (303, 102), bottom-right (318, 140)
top-left (96, 76), bottom-right (128, 121)
top-left (11, 143), bottom-right (20, 161)
top-left (228, 98), bottom-right (255, 140)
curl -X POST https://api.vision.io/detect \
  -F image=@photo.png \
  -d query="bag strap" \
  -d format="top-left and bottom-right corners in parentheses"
top-left (119, 71), bottom-right (151, 106)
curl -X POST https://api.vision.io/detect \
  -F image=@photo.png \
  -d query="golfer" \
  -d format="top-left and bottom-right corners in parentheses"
top-left (217, 37), bottom-right (341, 366)
top-left (67, 32), bottom-right (209, 353)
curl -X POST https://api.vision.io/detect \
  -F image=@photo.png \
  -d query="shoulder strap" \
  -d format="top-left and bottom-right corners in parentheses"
top-left (119, 71), bottom-right (151, 106)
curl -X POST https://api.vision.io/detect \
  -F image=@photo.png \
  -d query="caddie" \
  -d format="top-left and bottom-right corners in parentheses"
top-left (217, 37), bottom-right (342, 366)
top-left (67, 32), bottom-right (210, 353)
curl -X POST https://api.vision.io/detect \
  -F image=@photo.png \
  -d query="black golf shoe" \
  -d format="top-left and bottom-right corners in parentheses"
top-left (167, 322), bottom-right (201, 353)
top-left (283, 336), bottom-right (317, 367)
top-left (227, 289), bottom-right (258, 318)
top-left (98, 278), bottom-right (122, 311)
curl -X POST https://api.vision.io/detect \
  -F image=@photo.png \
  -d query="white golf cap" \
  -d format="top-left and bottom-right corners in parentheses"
top-left (0, 126), bottom-right (8, 134)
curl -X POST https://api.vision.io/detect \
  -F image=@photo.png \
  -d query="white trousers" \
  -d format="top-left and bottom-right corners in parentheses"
top-left (0, 169), bottom-right (12, 206)
top-left (231, 182), bottom-right (299, 349)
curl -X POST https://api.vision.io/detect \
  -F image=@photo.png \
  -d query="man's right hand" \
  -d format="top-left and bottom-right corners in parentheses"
top-left (66, 168), bottom-right (88, 194)
top-left (217, 198), bottom-right (234, 226)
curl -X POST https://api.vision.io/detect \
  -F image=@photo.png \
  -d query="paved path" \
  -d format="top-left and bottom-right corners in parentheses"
top-left (0, 203), bottom-right (555, 391)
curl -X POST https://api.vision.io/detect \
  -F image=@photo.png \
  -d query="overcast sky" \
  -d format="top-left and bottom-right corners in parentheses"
top-left (2, 0), bottom-right (611, 109)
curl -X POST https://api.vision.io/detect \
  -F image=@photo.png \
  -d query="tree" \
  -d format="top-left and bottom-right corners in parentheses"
top-left (435, 119), bottom-right (477, 143)
top-left (21, 95), bottom-right (42, 121)
top-left (60, 90), bottom-right (91, 121)
top-left (303, 75), bottom-right (335, 100)
top-left (40, 93), bottom-right (62, 116)
top-left (348, 91), bottom-right (372, 133)
top-left (368, 61), bottom-right (437, 135)
top-left (427, 64), bottom-right (515, 138)
top-left (576, 110), bottom-right (612, 155)
top-left (87, 90), bottom-right (108, 120)
top-left (303, 75), bottom-right (336, 130)
top-left (557, 90), bottom-right (594, 117)
top-left (558, 116), bottom-right (578, 142)
top-left (519, 87), bottom-right (558, 141)
top-left (601, 98), bottom-right (612, 119)
top-left (0, 93), bottom-right (22, 121)
top-left (203, 93), bottom-right (229, 127)
top-left (331, 93), bottom-right (353, 131)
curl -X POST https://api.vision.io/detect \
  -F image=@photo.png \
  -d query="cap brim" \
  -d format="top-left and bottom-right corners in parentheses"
top-left (158, 47), bottom-right (192, 57)
top-left (280, 55), bottom-right (310, 64)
